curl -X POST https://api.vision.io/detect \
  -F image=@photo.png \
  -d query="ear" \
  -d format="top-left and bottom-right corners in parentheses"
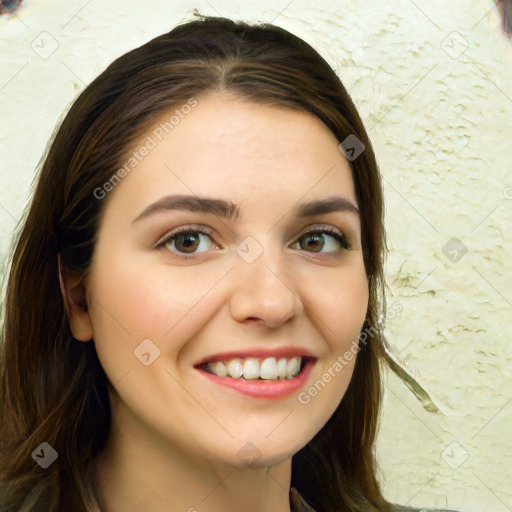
top-left (58, 254), bottom-right (93, 342)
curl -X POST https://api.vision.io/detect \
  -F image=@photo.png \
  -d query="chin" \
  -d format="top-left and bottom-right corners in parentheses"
top-left (223, 432), bottom-right (311, 469)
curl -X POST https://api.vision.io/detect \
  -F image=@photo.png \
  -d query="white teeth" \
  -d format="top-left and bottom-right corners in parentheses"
top-left (227, 359), bottom-right (243, 379)
top-left (287, 356), bottom-right (301, 377)
top-left (260, 357), bottom-right (278, 380)
top-left (212, 361), bottom-right (228, 377)
top-left (243, 358), bottom-right (260, 380)
top-left (277, 357), bottom-right (288, 379)
top-left (205, 356), bottom-right (304, 380)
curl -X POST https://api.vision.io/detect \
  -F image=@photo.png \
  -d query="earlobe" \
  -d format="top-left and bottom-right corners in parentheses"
top-left (58, 254), bottom-right (94, 342)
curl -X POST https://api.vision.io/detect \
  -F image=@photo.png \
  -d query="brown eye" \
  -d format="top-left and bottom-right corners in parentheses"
top-left (294, 228), bottom-right (349, 254)
top-left (299, 233), bottom-right (325, 252)
top-left (174, 233), bottom-right (201, 253)
top-left (155, 226), bottom-right (217, 260)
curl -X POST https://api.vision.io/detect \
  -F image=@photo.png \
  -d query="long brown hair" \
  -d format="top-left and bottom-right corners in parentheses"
top-left (0, 13), bottom-right (395, 511)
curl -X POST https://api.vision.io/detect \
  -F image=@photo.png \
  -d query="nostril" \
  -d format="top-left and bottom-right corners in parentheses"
top-left (244, 317), bottom-right (265, 325)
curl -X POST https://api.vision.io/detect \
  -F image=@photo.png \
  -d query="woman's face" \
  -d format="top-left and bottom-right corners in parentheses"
top-left (75, 93), bottom-right (368, 468)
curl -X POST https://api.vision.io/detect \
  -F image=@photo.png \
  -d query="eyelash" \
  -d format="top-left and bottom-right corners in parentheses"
top-left (154, 224), bottom-right (350, 261)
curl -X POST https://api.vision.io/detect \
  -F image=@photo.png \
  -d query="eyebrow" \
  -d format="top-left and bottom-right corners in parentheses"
top-left (132, 194), bottom-right (359, 224)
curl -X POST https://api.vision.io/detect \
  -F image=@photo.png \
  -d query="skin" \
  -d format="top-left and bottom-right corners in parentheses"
top-left (60, 93), bottom-right (369, 512)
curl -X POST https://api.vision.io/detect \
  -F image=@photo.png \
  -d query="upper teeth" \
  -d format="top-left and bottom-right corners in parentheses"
top-left (204, 357), bottom-right (302, 380)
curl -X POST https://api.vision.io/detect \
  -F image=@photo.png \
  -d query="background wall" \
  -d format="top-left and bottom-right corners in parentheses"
top-left (1, 1), bottom-right (511, 511)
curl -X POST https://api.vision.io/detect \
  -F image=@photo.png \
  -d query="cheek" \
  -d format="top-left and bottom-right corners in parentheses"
top-left (86, 247), bottom-right (223, 381)
top-left (88, 249), bottom-right (198, 336)
top-left (84, 248), bottom-right (173, 378)
top-left (303, 262), bottom-right (368, 407)
top-left (311, 263), bottom-right (369, 347)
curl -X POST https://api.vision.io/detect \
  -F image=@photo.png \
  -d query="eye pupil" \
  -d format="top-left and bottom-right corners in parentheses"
top-left (177, 233), bottom-right (199, 252)
top-left (302, 234), bottom-right (323, 252)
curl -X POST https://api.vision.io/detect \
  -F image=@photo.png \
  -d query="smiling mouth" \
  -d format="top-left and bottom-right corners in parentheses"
top-left (198, 356), bottom-right (310, 381)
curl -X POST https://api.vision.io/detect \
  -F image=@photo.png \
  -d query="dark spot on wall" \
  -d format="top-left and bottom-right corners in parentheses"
top-left (495, 0), bottom-right (512, 37)
top-left (0, 0), bottom-right (23, 15)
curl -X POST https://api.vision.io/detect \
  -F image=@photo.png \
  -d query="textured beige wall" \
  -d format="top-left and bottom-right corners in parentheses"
top-left (1, 1), bottom-right (510, 511)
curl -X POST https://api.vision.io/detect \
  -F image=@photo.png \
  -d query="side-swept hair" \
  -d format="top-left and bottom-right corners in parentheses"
top-left (0, 14), bottom-right (394, 511)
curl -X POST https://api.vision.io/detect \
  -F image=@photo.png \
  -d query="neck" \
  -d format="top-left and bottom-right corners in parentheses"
top-left (94, 400), bottom-right (292, 512)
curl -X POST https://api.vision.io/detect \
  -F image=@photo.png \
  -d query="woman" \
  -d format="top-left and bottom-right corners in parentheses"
top-left (0, 14), bottom-right (460, 512)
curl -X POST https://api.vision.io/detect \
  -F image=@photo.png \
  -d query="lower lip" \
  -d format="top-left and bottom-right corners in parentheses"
top-left (195, 360), bottom-right (316, 399)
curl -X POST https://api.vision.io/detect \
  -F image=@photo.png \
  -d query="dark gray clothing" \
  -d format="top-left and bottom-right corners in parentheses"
top-left (290, 487), bottom-right (460, 512)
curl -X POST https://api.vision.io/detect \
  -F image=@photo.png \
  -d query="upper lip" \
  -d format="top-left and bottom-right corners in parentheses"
top-left (193, 346), bottom-right (317, 367)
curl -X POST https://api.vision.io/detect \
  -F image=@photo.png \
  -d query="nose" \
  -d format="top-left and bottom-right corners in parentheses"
top-left (229, 240), bottom-right (302, 329)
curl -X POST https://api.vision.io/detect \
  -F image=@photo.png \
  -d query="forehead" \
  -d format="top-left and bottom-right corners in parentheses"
top-left (108, 93), bottom-right (357, 216)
